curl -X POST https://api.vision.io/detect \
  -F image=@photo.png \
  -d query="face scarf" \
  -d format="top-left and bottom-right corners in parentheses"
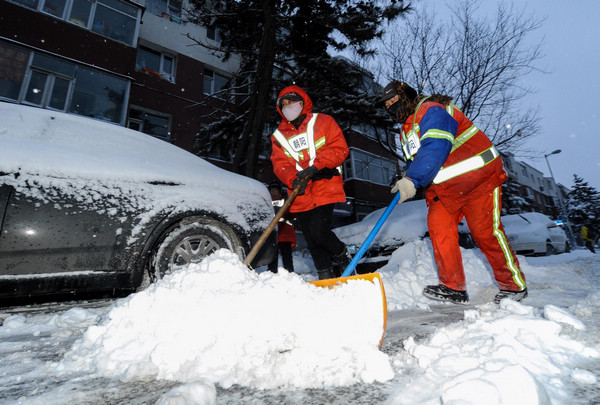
top-left (386, 95), bottom-right (414, 123)
top-left (282, 101), bottom-right (303, 121)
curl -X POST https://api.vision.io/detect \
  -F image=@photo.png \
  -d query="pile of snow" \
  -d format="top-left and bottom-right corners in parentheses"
top-left (380, 239), bottom-right (498, 310)
top-left (388, 300), bottom-right (598, 404)
top-left (55, 250), bottom-right (391, 390)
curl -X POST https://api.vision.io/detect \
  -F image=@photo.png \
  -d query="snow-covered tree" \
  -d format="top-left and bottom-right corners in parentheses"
top-left (567, 174), bottom-right (600, 231)
top-left (502, 176), bottom-right (533, 215)
top-left (185, 0), bottom-right (409, 177)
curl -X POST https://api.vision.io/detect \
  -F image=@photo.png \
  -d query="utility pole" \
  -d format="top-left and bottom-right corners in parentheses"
top-left (544, 149), bottom-right (577, 248)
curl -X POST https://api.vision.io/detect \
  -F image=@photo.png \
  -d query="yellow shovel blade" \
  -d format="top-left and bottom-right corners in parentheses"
top-left (309, 272), bottom-right (387, 348)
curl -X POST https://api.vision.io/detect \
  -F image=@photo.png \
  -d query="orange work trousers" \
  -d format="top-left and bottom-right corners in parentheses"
top-left (427, 187), bottom-right (526, 292)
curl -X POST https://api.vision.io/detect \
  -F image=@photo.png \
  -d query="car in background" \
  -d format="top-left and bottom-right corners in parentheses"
top-left (333, 199), bottom-right (475, 272)
top-left (0, 103), bottom-right (275, 303)
top-left (501, 212), bottom-right (570, 256)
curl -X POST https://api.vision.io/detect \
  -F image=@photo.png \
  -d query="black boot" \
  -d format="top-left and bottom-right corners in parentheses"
top-left (332, 246), bottom-right (352, 273)
top-left (493, 288), bottom-right (528, 304)
top-left (423, 284), bottom-right (469, 304)
top-left (317, 267), bottom-right (336, 280)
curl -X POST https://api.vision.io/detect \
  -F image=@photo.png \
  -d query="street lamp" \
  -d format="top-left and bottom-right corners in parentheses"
top-left (544, 149), bottom-right (577, 247)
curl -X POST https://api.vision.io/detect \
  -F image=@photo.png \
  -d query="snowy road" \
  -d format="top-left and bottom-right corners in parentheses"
top-left (1, 248), bottom-right (599, 404)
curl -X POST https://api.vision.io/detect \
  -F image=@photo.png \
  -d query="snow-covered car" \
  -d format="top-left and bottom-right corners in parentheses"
top-left (333, 199), bottom-right (475, 272)
top-left (0, 103), bottom-right (275, 302)
top-left (501, 212), bottom-right (570, 256)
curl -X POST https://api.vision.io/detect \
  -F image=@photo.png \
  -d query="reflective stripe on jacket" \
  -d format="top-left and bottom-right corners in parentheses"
top-left (273, 114), bottom-right (319, 171)
top-left (401, 99), bottom-right (507, 213)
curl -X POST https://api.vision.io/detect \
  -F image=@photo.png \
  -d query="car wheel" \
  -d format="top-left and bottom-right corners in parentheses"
top-left (147, 220), bottom-right (243, 284)
top-left (545, 242), bottom-right (557, 256)
top-left (565, 241), bottom-right (571, 253)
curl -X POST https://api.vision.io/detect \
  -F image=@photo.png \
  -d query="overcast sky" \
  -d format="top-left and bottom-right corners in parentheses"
top-left (516, 0), bottom-right (600, 191)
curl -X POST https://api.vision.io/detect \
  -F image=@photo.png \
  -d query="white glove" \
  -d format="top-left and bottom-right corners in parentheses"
top-left (391, 177), bottom-right (416, 203)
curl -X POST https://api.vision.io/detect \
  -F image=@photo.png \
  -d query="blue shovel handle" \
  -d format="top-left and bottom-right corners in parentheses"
top-left (341, 192), bottom-right (401, 277)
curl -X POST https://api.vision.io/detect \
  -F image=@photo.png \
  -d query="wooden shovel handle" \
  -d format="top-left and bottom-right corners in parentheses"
top-left (243, 182), bottom-right (302, 267)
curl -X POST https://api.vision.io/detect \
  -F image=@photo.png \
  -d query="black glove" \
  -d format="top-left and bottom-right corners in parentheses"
top-left (292, 177), bottom-right (309, 195)
top-left (296, 165), bottom-right (319, 181)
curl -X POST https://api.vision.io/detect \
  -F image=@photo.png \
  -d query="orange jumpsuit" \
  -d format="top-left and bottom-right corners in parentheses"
top-left (401, 99), bottom-right (526, 292)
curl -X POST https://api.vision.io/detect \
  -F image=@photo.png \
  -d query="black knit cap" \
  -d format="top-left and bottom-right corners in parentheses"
top-left (377, 81), bottom-right (418, 104)
top-left (268, 181), bottom-right (283, 191)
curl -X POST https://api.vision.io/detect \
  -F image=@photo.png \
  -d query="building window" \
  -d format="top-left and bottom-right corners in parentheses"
top-left (8, 0), bottom-right (140, 46)
top-left (68, 0), bottom-right (93, 27)
top-left (347, 149), bottom-right (397, 186)
top-left (42, 0), bottom-right (67, 18)
top-left (0, 42), bottom-right (129, 124)
top-left (136, 46), bottom-right (175, 83)
top-left (69, 66), bottom-right (128, 123)
top-left (145, 0), bottom-right (182, 19)
top-left (0, 42), bottom-right (30, 100)
top-left (206, 26), bottom-right (222, 43)
top-left (127, 107), bottom-right (170, 141)
top-left (203, 68), bottom-right (229, 98)
top-left (22, 53), bottom-right (76, 111)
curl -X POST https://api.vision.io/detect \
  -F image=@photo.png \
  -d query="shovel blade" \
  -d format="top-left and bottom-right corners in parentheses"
top-left (309, 272), bottom-right (387, 348)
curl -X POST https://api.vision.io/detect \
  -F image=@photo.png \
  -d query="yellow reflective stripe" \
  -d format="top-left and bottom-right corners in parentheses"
top-left (273, 129), bottom-right (301, 162)
top-left (450, 125), bottom-right (479, 153)
top-left (432, 146), bottom-right (499, 184)
top-left (492, 187), bottom-right (526, 290)
top-left (411, 96), bottom-right (431, 132)
top-left (306, 113), bottom-right (318, 166)
top-left (421, 129), bottom-right (455, 143)
top-left (315, 136), bottom-right (326, 148)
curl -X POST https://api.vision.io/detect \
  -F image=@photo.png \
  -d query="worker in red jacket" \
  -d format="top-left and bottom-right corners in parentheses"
top-left (268, 182), bottom-right (297, 273)
top-left (378, 81), bottom-right (527, 304)
top-left (270, 85), bottom-right (351, 280)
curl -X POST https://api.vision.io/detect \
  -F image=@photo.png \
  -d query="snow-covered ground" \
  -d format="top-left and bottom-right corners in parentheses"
top-left (1, 243), bottom-right (599, 405)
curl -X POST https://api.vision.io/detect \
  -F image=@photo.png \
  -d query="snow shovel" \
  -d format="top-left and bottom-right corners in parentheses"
top-left (243, 181), bottom-right (303, 267)
top-left (309, 192), bottom-right (400, 348)
top-left (244, 180), bottom-right (395, 348)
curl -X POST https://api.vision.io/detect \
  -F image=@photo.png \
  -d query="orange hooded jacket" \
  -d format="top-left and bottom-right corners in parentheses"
top-left (270, 85), bottom-right (349, 213)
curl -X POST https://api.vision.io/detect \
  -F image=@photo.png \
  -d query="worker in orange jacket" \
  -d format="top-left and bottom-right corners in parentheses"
top-left (270, 85), bottom-right (351, 280)
top-left (379, 81), bottom-right (527, 304)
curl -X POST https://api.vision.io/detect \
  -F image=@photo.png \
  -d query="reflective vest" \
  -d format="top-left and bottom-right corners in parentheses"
top-left (400, 97), bottom-right (500, 184)
top-left (273, 113), bottom-right (341, 175)
top-left (273, 114), bottom-right (320, 171)
top-left (401, 98), bottom-right (507, 213)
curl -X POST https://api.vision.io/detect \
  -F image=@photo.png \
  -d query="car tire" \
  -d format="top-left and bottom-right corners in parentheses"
top-left (545, 242), bottom-right (557, 256)
top-left (146, 220), bottom-right (243, 285)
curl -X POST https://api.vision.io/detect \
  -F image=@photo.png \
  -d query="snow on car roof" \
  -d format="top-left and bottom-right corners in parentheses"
top-left (1, 103), bottom-right (248, 187)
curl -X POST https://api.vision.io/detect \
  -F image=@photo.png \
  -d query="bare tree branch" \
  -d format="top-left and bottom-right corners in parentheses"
top-left (375, 0), bottom-right (546, 154)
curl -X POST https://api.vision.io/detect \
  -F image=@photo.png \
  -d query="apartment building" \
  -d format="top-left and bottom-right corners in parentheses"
top-left (501, 152), bottom-right (569, 218)
top-left (0, 0), bottom-right (240, 153)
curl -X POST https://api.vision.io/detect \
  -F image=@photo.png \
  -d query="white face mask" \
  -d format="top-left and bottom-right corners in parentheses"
top-left (282, 101), bottom-right (303, 121)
